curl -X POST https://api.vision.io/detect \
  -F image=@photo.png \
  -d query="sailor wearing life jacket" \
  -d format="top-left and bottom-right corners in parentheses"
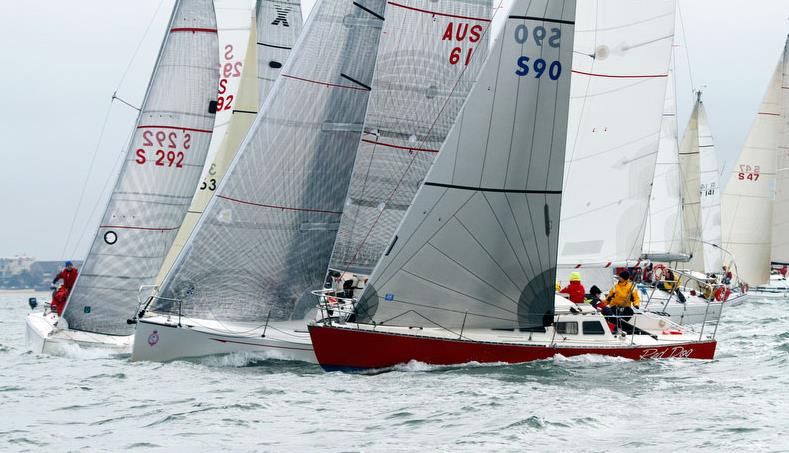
top-left (560, 272), bottom-right (586, 304)
top-left (606, 271), bottom-right (640, 330)
top-left (50, 261), bottom-right (78, 316)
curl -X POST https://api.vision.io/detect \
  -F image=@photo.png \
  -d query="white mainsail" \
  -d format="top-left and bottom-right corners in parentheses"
top-left (62, 0), bottom-right (219, 336)
top-left (558, 0), bottom-right (676, 269)
top-left (257, 0), bottom-right (304, 96)
top-left (354, 0), bottom-right (575, 329)
top-left (328, 0), bottom-right (492, 274)
top-left (643, 54), bottom-right (688, 261)
top-left (153, 0), bottom-right (388, 322)
top-left (771, 39), bottom-right (789, 266)
top-left (721, 61), bottom-right (782, 284)
top-left (680, 94), bottom-right (722, 275)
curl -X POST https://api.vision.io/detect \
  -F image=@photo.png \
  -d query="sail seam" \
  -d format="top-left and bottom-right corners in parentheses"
top-left (257, 42), bottom-right (292, 50)
top-left (281, 74), bottom-right (369, 91)
top-left (360, 138), bottom-right (438, 153)
top-left (424, 182), bottom-right (561, 194)
top-left (340, 73), bottom-right (372, 91)
top-left (170, 27), bottom-right (217, 33)
top-left (217, 195), bottom-right (343, 215)
top-left (571, 70), bottom-right (667, 79)
top-left (387, 1), bottom-right (491, 22)
top-left (508, 15), bottom-right (574, 25)
top-left (136, 125), bottom-right (213, 133)
top-left (99, 225), bottom-right (179, 231)
top-left (352, 1), bottom-right (385, 20)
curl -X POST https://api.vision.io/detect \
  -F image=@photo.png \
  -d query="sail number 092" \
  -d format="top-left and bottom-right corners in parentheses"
top-left (514, 23), bottom-right (562, 80)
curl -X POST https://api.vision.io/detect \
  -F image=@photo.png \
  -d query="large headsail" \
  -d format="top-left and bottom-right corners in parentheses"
top-left (558, 0), bottom-right (676, 268)
top-left (722, 60), bottom-right (783, 284)
top-left (680, 95), bottom-right (722, 274)
top-left (154, 0), bottom-right (387, 322)
top-left (643, 54), bottom-right (688, 261)
top-left (63, 0), bottom-right (219, 336)
top-left (354, 0), bottom-right (575, 330)
top-left (771, 38), bottom-right (789, 266)
top-left (328, 0), bottom-right (492, 274)
top-left (257, 0), bottom-right (303, 97)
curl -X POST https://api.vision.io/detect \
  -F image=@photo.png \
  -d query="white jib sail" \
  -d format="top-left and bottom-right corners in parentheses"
top-left (62, 0), bottom-right (219, 336)
top-left (721, 60), bottom-right (782, 284)
top-left (257, 0), bottom-right (304, 97)
top-left (680, 96), bottom-right (722, 275)
top-left (558, 0), bottom-right (676, 269)
top-left (771, 38), bottom-right (789, 265)
top-left (154, 0), bottom-right (388, 323)
top-left (643, 54), bottom-right (687, 261)
top-left (328, 0), bottom-right (493, 275)
top-left (354, 0), bottom-right (576, 330)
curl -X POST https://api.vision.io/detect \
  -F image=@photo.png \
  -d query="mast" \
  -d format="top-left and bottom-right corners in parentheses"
top-left (61, 0), bottom-right (219, 336)
top-left (354, 0), bottom-right (576, 330)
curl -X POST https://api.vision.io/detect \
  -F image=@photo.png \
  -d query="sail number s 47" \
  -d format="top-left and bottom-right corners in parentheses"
top-left (513, 23), bottom-right (562, 80)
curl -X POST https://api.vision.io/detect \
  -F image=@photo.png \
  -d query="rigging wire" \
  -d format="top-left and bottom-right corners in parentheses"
top-left (60, 0), bottom-right (168, 259)
top-left (676, 1), bottom-right (695, 94)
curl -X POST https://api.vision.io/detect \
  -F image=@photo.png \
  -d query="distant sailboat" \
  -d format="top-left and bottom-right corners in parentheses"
top-left (309, 0), bottom-right (718, 372)
top-left (26, 0), bottom-right (220, 354)
top-left (722, 36), bottom-right (789, 298)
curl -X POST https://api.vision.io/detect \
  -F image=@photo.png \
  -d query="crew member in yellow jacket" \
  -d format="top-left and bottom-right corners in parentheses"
top-left (606, 270), bottom-right (639, 331)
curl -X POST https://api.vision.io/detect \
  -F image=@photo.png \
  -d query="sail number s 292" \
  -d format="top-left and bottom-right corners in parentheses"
top-left (514, 23), bottom-right (562, 80)
top-left (135, 129), bottom-right (191, 169)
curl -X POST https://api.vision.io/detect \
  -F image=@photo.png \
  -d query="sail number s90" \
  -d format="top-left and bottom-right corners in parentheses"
top-left (513, 23), bottom-right (562, 80)
top-left (134, 129), bottom-right (192, 169)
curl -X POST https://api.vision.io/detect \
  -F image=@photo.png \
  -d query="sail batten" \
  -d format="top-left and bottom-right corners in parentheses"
top-left (61, 0), bottom-right (219, 336)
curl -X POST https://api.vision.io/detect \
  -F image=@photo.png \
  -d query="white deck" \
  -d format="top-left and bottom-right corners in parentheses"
top-left (25, 312), bottom-right (132, 355)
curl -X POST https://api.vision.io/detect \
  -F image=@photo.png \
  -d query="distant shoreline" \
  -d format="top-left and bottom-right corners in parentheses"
top-left (0, 289), bottom-right (49, 297)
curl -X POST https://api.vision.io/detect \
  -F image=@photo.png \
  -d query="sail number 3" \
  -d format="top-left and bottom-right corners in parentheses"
top-left (513, 23), bottom-right (562, 80)
top-left (135, 129), bottom-right (191, 168)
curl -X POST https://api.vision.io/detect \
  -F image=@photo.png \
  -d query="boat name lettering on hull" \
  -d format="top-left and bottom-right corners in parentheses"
top-left (639, 346), bottom-right (694, 359)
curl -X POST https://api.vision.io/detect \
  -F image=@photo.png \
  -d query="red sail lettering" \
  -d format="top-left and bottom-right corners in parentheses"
top-left (442, 22), bottom-right (454, 41)
top-left (224, 44), bottom-right (234, 61)
top-left (135, 149), bottom-right (146, 164)
top-left (455, 23), bottom-right (468, 41)
top-left (218, 78), bottom-right (228, 95)
top-left (469, 24), bottom-right (482, 43)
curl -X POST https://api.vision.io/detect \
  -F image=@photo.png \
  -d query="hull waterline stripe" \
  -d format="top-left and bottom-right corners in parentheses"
top-left (424, 182), bottom-right (561, 194)
top-left (137, 125), bottom-right (213, 133)
top-left (387, 1), bottom-right (491, 22)
top-left (571, 70), bottom-right (667, 79)
top-left (210, 337), bottom-right (312, 351)
top-left (170, 27), bottom-right (218, 33)
top-left (362, 138), bottom-right (438, 153)
top-left (217, 195), bottom-right (343, 215)
top-left (508, 15), bottom-right (574, 25)
top-left (99, 225), bottom-right (179, 231)
top-left (281, 74), bottom-right (370, 91)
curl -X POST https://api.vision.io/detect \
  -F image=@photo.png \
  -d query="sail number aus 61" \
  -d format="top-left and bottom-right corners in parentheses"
top-left (737, 164), bottom-right (760, 181)
top-left (513, 24), bottom-right (562, 80)
top-left (442, 22), bottom-right (483, 66)
top-left (134, 130), bottom-right (192, 168)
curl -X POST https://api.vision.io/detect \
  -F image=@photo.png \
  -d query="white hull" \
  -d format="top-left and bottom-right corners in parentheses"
top-left (131, 315), bottom-right (316, 363)
top-left (25, 312), bottom-right (132, 355)
top-left (640, 288), bottom-right (735, 325)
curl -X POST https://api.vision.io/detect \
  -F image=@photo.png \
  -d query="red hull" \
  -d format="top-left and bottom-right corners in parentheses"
top-left (308, 325), bottom-right (717, 371)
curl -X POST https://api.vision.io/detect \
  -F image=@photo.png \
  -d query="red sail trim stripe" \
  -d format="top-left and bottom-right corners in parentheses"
top-left (99, 225), bottom-right (179, 231)
top-left (281, 74), bottom-right (369, 91)
top-left (361, 138), bottom-right (439, 153)
top-left (217, 195), bottom-right (343, 215)
top-left (137, 125), bottom-right (213, 133)
top-left (758, 112), bottom-right (781, 116)
top-left (571, 70), bottom-right (668, 79)
top-left (387, 1), bottom-right (491, 22)
top-left (170, 27), bottom-right (218, 33)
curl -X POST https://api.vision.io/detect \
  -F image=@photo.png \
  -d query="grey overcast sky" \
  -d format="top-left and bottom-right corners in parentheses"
top-left (1, 0), bottom-right (788, 260)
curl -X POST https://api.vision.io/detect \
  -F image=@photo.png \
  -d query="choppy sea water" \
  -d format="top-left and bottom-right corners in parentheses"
top-left (1, 291), bottom-right (788, 452)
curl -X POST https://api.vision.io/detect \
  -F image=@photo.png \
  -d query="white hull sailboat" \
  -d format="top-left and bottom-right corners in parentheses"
top-left (26, 0), bottom-right (220, 354)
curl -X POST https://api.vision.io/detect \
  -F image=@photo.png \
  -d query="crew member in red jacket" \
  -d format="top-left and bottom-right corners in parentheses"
top-left (560, 272), bottom-right (586, 304)
top-left (51, 261), bottom-right (78, 315)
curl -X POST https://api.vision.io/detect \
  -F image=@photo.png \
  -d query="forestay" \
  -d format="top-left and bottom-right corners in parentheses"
top-left (328, 0), bottom-right (492, 274)
top-left (155, 0), bottom-right (387, 322)
top-left (643, 55), bottom-right (687, 261)
top-left (355, 0), bottom-right (575, 330)
top-left (680, 96), bottom-right (722, 275)
top-left (558, 0), bottom-right (675, 267)
top-left (63, 0), bottom-right (219, 336)
top-left (257, 0), bottom-right (303, 97)
top-left (771, 40), bottom-right (789, 265)
top-left (722, 60), bottom-right (782, 284)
